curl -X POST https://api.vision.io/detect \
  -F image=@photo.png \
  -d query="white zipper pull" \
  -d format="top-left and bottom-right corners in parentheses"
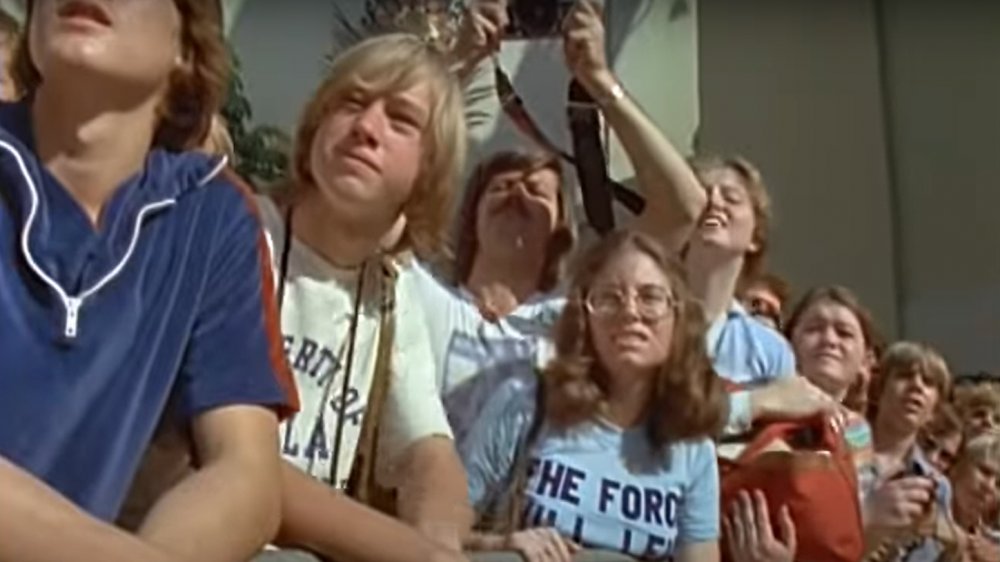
top-left (64, 296), bottom-right (82, 338)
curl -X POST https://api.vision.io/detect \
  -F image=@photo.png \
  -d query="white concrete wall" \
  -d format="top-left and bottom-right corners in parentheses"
top-left (698, 0), bottom-right (899, 336)
top-left (878, 0), bottom-right (1000, 373)
top-left (699, 0), bottom-right (1000, 372)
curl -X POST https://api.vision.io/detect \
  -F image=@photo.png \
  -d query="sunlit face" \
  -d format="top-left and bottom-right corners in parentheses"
top-left (309, 83), bottom-right (430, 230)
top-left (951, 456), bottom-right (1000, 520)
top-left (475, 166), bottom-right (561, 257)
top-left (689, 167), bottom-right (758, 259)
top-left (30, 0), bottom-right (183, 89)
top-left (587, 248), bottom-right (676, 381)
top-left (965, 406), bottom-right (1000, 439)
top-left (918, 430), bottom-right (962, 474)
top-left (877, 367), bottom-right (941, 433)
top-left (791, 300), bottom-right (867, 400)
top-left (742, 283), bottom-right (783, 330)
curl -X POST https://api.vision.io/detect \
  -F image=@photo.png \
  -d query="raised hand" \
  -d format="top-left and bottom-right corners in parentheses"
top-left (452, 0), bottom-right (509, 72)
top-left (724, 490), bottom-right (797, 562)
top-left (561, 0), bottom-right (616, 97)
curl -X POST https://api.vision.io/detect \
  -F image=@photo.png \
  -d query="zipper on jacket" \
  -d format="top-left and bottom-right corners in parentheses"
top-left (64, 296), bottom-right (82, 338)
top-left (2, 141), bottom-right (228, 339)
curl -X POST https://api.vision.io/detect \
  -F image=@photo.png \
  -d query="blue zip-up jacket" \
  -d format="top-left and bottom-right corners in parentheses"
top-left (0, 101), bottom-right (298, 521)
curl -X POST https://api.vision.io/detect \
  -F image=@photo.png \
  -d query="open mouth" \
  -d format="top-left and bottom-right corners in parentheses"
top-left (58, 1), bottom-right (112, 26)
top-left (902, 395), bottom-right (925, 414)
top-left (700, 211), bottom-right (728, 229)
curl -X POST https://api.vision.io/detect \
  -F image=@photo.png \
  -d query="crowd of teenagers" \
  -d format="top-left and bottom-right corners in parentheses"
top-left (0, 1), bottom-right (997, 562)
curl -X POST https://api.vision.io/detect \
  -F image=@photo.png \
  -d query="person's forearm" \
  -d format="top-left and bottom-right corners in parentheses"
top-left (0, 456), bottom-right (178, 562)
top-left (584, 70), bottom-right (706, 251)
top-left (138, 452), bottom-right (280, 562)
top-left (397, 437), bottom-right (474, 551)
top-left (464, 531), bottom-right (508, 551)
top-left (276, 461), bottom-right (455, 562)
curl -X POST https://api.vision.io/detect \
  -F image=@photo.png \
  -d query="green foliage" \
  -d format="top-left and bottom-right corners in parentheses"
top-left (222, 47), bottom-right (291, 188)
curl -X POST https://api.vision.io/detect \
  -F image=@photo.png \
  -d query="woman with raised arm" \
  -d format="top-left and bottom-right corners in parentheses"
top-left (415, 0), bottom-right (711, 442)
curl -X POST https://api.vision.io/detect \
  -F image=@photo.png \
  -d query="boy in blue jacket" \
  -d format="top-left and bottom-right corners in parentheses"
top-left (0, 1), bottom-right (297, 561)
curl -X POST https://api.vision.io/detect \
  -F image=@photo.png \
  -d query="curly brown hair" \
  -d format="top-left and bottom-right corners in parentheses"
top-left (11, 0), bottom-right (229, 151)
top-left (451, 149), bottom-right (574, 291)
top-left (543, 229), bottom-right (727, 447)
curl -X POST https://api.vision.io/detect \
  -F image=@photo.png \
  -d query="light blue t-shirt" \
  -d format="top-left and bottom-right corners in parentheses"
top-left (404, 262), bottom-right (563, 443)
top-left (463, 379), bottom-right (720, 560)
top-left (707, 301), bottom-right (796, 433)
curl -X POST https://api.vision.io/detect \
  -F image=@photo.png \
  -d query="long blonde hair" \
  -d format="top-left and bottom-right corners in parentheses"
top-left (288, 33), bottom-right (466, 259)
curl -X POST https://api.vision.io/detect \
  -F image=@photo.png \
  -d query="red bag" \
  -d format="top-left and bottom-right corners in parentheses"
top-left (720, 415), bottom-right (864, 562)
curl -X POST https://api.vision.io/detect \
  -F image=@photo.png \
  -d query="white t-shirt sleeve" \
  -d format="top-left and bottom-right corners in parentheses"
top-left (405, 261), bottom-right (459, 391)
top-left (375, 268), bottom-right (454, 483)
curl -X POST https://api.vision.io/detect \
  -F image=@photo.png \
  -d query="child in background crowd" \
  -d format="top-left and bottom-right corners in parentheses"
top-left (948, 431), bottom-right (1000, 562)
top-left (918, 404), bottom-right (964, 475)
top-left (784, 285), bottom-right (882, 468)
top-left (862, 343), bottom-right (958, 561)
top-left (954, 384), bottom-right (1000, 439)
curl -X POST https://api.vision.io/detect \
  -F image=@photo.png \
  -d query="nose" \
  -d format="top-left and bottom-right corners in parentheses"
top-left (507, 179), bottom-right (529, 197)
top-left (613, 294), bottom-right (642, 321)
top-left (705, 184), bottom-right (726, 208)
top-left (818, 326), bottom-right (840, 347)
top-left (350, 100), bottom-right (385, 146)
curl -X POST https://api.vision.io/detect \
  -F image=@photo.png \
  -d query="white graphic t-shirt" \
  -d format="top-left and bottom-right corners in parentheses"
top-left (259, 198), bottom-right (452, 489)
top-left (402, 262), bottom-right (564, 443)
top-left (462, 378), bottom-right (720, 560)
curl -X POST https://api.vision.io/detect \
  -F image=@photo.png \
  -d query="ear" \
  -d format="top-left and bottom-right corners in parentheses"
top-left (863, 348), bottom-right (877, 370)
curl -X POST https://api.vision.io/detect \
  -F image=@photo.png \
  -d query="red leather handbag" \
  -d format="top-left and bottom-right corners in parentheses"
top-left (720, 415), bottom-right (865, 562)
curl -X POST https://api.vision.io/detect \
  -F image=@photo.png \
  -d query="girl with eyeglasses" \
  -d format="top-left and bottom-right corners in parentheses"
top-left (461, 230), bottom-right (727, 562)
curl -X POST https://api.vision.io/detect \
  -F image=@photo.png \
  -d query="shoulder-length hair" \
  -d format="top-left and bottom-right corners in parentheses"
top-left (543, 229), bottom-right (727, 447)
top-left (784, 285), bottom-right (884, 412)
top-left (285, 33), bottom-right (466, 260)
top-left (12, 0), bottom-right (230, 151)
top-left (688, 154), bottom-right (772, 282)
top-left (451, 149), bottom-right (574, 291)
top-left (868, 341), bottom-right (952, 423)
